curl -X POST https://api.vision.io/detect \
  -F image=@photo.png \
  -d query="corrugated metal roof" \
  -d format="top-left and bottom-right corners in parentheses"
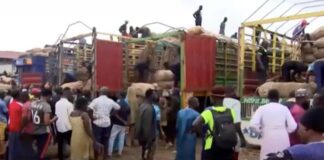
top-left (0, 51), bottom-right (23, 59)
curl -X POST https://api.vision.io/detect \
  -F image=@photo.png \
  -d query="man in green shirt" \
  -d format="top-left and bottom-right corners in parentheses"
top-left (193, 95), bottom-right (237, 160)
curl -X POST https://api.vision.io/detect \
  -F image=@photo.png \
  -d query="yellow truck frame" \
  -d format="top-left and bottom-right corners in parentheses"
top-left (238, 10), bottom-right (324, 96)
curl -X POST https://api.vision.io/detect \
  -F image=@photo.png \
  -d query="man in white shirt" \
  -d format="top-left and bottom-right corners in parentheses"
top-left (89, 86), bottom-right (120, 158)
top-left (223, 86), bottom-right (247, 149)
top-left (55, 87), bottom-right (74, 160)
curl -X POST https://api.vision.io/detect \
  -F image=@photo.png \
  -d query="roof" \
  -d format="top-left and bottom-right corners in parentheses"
top-left (0, 51), bottom-right (23, 59)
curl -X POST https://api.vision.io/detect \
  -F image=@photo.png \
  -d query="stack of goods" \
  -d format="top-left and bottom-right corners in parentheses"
top-left (154, 70), bottom-right (174, 89)
top-left (312, 26), bottom-right (324, 59)
top-left (127, 83), bottom-right (156, 124)
top-left (301, 26), bottom-right (324, 63)
top-left (257, 81), bottom-right (317, 98)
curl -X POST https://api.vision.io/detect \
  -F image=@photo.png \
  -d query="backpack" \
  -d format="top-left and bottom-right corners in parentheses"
top-left (208, 108), bottom-right (237, 149)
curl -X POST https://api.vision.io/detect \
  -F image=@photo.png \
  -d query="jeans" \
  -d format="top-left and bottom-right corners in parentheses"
top-left (93, 124), bottom-right (112, 153)
top-left (57, 130), bottom-right (72, 160)
top-left (108, 124), bottom-right (126, 156)
top-left (34, 133), bottom-right (52, 160)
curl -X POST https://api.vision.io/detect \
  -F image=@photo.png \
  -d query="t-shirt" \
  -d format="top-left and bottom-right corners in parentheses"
top-left (111, 99), bottom-right (130, 126)
top-left (31, 99), bottom-right (52, 135)
top-left (55, 98), bottom-right (73, 133)
top-left (8, 100), bottom-right (22, 132)
top-left (201, 106), bottom-right (236, 150)
top-left (223, 98), bottom-right (241, 123)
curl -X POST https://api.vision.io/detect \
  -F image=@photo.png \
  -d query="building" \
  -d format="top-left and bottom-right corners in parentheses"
top-left (0, 51), bottom-right (22, 75)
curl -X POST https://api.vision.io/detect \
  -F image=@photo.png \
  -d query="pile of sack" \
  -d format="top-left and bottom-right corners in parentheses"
top-left (301, 26), bottom-right (324, 63)
top-left (154, 70), bottom-right (174, 90)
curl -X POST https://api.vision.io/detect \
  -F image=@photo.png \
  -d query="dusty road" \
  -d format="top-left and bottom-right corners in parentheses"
top-left (46, 139), bottom-right (260, 160)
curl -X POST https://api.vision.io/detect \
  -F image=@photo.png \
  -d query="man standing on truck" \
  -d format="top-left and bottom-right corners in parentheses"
top-left (292, 20), bottom-right (309, 41)
top-left (219, 17), bottom-right (228, 36)
top-left (119, 21), bottom-right (129, 36)
top-left (256, 41), bottom-right (270, 84)
top-left (193, 5), bottom-right (203, 26)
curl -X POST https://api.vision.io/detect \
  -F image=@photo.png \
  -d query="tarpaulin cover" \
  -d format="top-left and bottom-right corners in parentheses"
top-left (96, 39), bottom-right (123, 92)
top-left (184, 35), bottom-right (216, 91)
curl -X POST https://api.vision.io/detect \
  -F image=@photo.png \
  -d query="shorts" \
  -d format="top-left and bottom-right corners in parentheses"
top-left (0, 122), bottom-right (6, 141)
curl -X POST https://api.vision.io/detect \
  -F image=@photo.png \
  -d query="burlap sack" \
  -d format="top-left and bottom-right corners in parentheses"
top-left (302, 53), bottom-right (316, 63)
top-left (0, 76), bottom-right (12, 84)
top-left (61, 81), bottom-right (84, 90)
top-left (127, 83), bottom-right (156, 124)
top-left (82, 79), bottom-right (91, 91)
top-left (0, 83), bottom-right (11, 91)
top-left (154, 70), bottom-right (174, 81)
top-left (76, 67), bottom-right (89, 82)
top-left (257, 82), bottom-right (316, 98)
top-left (301, 43), bottom-right (313, 54)
top-left (311, 26), bottom-right (324, 40)
top-left (314, 37), bottom-right (324, 48)
top-left (157, 81), bottom-right (174, 90)
top-left (314, 48), bottom-right (324, 59)
top-left (187, 26), bottom-right (204, 35)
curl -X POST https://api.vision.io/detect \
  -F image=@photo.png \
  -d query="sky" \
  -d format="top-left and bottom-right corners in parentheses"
top-left (0, 0), bottom-right (323, 52)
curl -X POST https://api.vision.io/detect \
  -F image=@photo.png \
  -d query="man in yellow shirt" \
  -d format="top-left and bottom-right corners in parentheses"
top-left (193, 95), bottom-right (237, 160)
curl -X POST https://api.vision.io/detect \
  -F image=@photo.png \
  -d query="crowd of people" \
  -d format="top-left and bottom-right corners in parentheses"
top-left (0, 80), bottom-right (324, 160)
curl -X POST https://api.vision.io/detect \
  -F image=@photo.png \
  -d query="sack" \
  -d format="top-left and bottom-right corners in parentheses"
top-left (154, 70), bottom-right (174, 81)
top-left (314, 37), bottom-right (324, 48)
top-left (187, 26), bottom-right (204, 35)
top-left (157, 81), bottom-right (174, 90)
top-left (209, 108), bottom-right (237, 149)
top-left (314, 48), bottom-right (324, 59)
top-left (302, 54), bottom-right (316, 63)
top-left (310, 26), bottom-right (324, 40)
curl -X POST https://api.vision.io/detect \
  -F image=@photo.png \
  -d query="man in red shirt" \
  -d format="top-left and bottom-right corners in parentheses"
top-left (8, 89), bottom-right (23, 160)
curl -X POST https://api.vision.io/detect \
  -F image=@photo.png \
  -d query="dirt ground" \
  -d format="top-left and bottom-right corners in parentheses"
top-left (45, 139), bottom-right (260, 160)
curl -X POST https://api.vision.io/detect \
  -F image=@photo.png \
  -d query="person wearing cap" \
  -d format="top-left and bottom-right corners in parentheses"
top-left (30, 88), bottom-right (55, 160)
top-left (265, 107), bottom-right (324, 160)
top-left (250, 89), bottom-right (297, 160)
top-left (292, 20), bottom-right (309, 41)
top-left (0, 90), bottom-right (7, 156)
top-left (88, 86), bottom-right (120, 158)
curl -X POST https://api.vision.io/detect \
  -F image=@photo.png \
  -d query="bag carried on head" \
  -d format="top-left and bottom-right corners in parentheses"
top-left (208, 108), bottom-right (237, 149)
